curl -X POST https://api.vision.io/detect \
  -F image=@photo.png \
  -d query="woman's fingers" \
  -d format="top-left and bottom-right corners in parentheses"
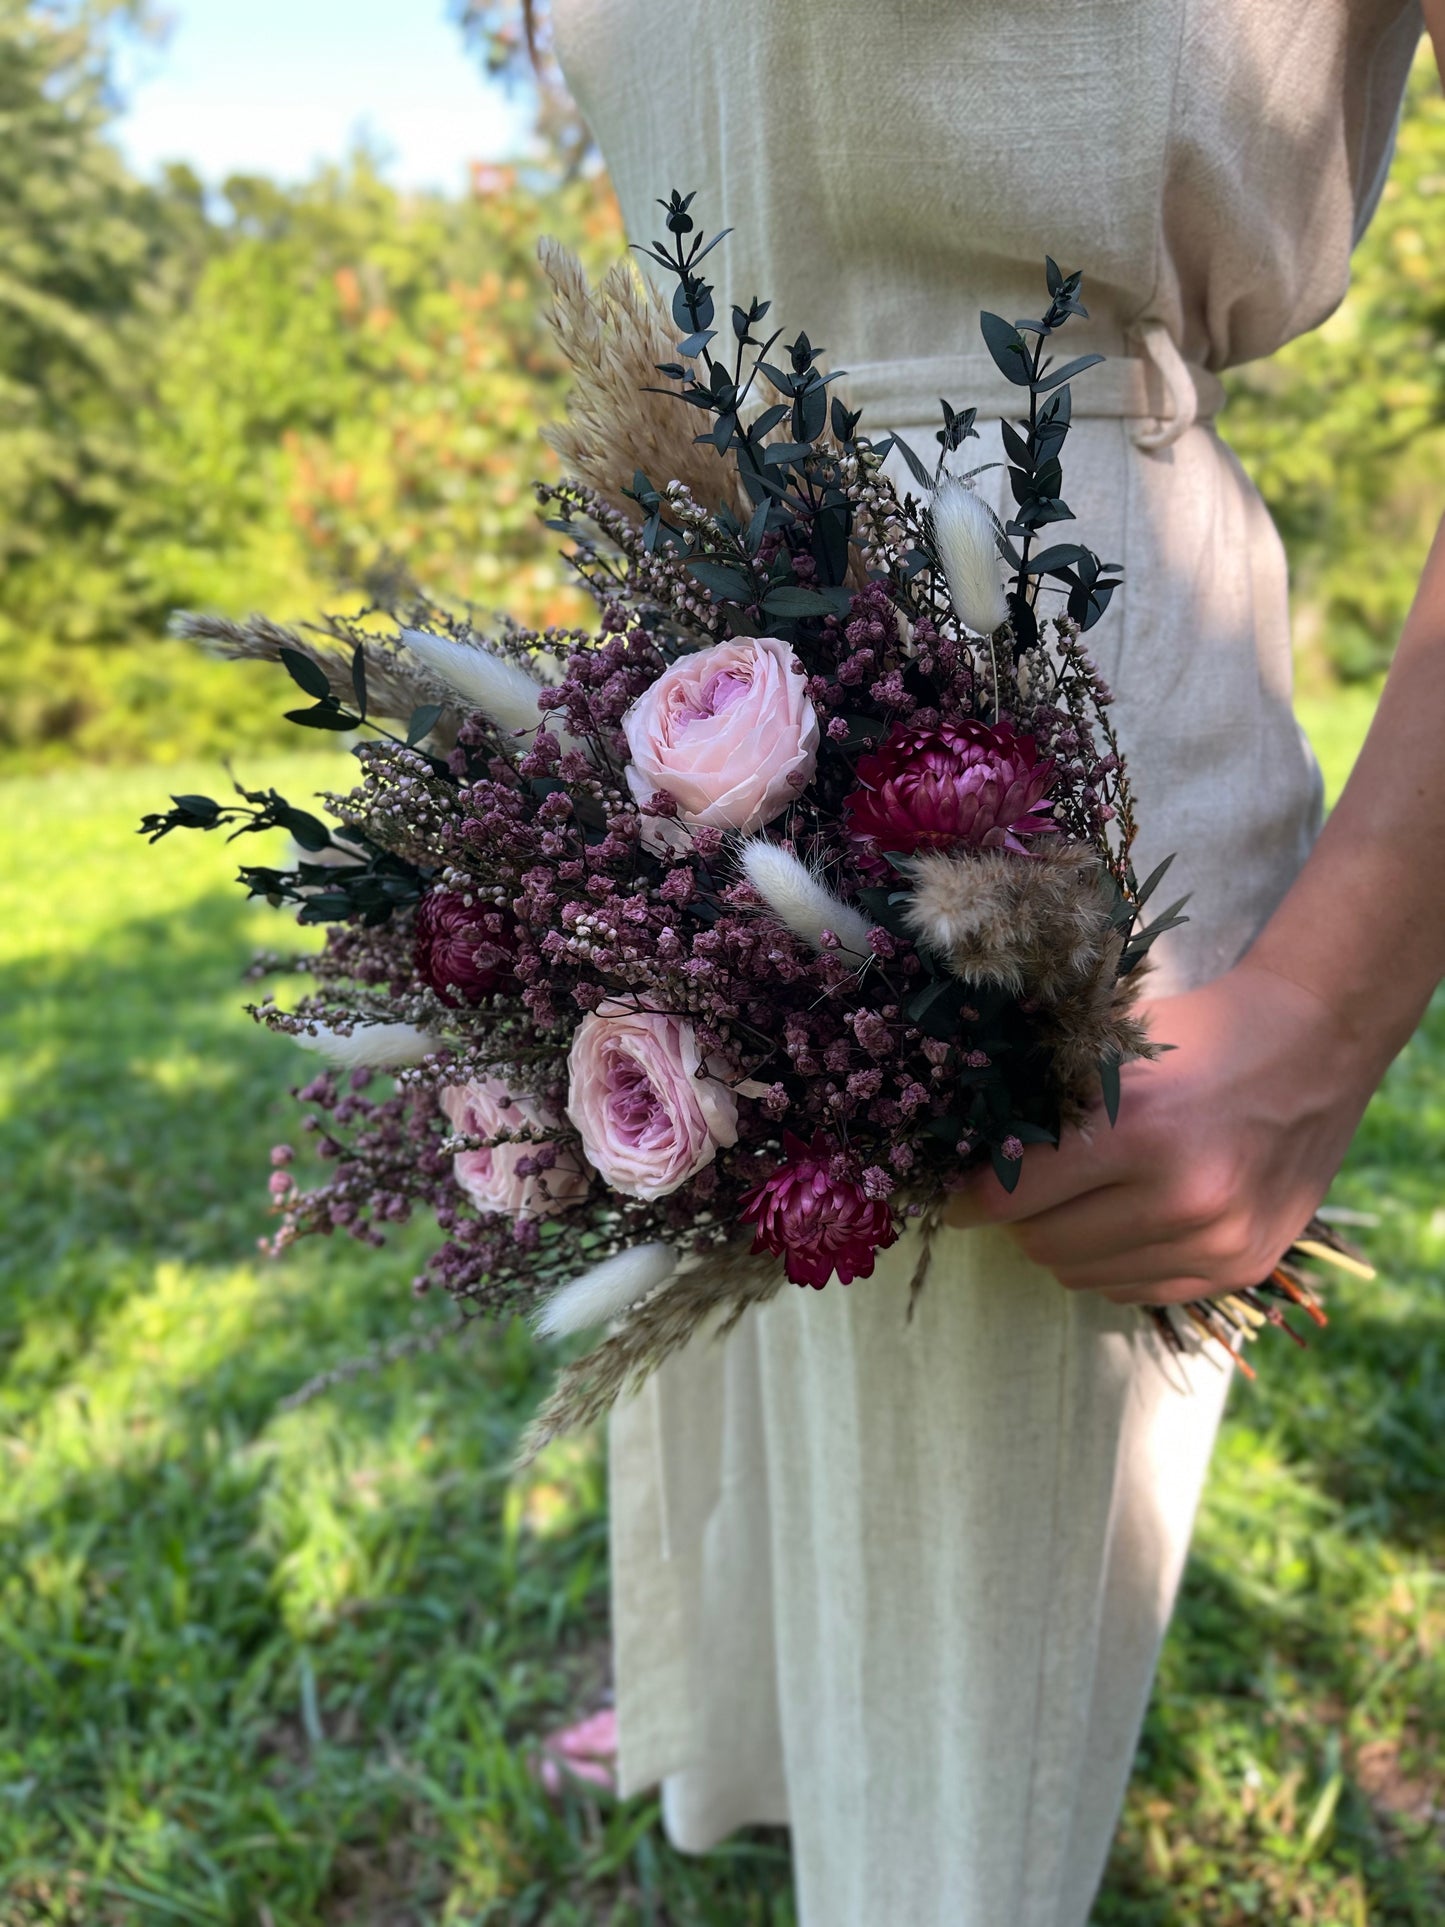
top-left (1004, 1184), bottom-right (1177, 1270)
top-left (1101, 1278), bottom-right (1219, 1307)
top-left (942, 1121), bottom-right (1132, 1229)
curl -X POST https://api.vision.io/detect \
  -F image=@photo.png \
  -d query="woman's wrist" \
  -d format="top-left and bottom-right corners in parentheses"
top-left (1240, 871), bottom-right (1433, 1086)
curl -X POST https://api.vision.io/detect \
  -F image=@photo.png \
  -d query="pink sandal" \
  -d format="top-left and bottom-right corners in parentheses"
top-left (534, 1705), bottom-right (618, 1796)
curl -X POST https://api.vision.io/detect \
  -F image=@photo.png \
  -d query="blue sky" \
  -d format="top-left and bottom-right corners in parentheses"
top-left (114, 0), bottom-right (533, 192)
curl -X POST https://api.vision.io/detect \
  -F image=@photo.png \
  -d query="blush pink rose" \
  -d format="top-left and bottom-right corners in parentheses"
top-left (622, 635), bottom-right (819, 836)
top-left (440, 1078), bottom-right (590, 1218)
top-left (565, 1008), bottom-right (739, 1201)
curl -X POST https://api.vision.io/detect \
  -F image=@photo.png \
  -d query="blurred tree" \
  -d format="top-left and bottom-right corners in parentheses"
top-left (1225, 40), bottom-right (1445, 683)
top-left (451, 0), bottom-right (592, 174)
top-left (0, 0), bottom-right (622, 770)
top-left (0, 0), bottom-right (212, 748)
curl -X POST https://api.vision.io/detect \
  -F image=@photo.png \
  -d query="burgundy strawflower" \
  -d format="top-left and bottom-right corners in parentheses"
top-left (843, 718), bottom-right (1057, 856)
top-left (414, 890), bottom-right (515, 1005)
top-left (740, 1131), bottom-right (898, 1288)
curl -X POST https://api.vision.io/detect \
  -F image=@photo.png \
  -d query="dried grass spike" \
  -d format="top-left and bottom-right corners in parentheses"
top-left (537, 239), bottom-right (742, 519)
top-left (533, 1244), bottom-right (679, 1339)
top-left (292, 1023), bottom-right (443, 1071)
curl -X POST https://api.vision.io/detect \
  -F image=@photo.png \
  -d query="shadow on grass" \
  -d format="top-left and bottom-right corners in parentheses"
top-left (1, 883), bottom-right (796, 1922)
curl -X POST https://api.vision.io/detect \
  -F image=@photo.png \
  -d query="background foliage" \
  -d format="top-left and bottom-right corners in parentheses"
top-left (0, 0), bottom-right (616, 770)
top-left (3, 10), bottom-right (1444, 772)
top-left (1223, 43), bottom-right (1445, 685)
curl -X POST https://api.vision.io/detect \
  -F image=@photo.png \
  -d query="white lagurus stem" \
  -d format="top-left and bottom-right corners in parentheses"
top-left (292, 1023), bottom-right (442, 1071)
top-left (930, 478), bottom-right (1010, 638)
top-left (400, 628), bottom-right (550, 738)
top-left (738, 839), bottom-right (876, 963)
top-left (533, 1243), bottom-right (679, 1339)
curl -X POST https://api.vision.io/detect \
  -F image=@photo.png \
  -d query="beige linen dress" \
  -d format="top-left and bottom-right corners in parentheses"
top-left (551, 5), bottom-right (1423, 1922)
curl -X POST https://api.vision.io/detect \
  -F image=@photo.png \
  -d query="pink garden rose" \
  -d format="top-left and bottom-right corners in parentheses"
top-left (565, 1007), bottom-right (739, 1201)
top-left (622, 635), bottom-right (819, 836)
top-left (440, 1078), bottom-right (590, 1218)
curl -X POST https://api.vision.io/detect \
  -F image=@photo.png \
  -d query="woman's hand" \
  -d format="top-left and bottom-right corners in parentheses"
top-left (941, 959), bottom-right (1385, 1305)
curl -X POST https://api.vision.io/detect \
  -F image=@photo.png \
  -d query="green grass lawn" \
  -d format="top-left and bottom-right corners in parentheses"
top-left (2, 705), bottom-right (1441, 1924)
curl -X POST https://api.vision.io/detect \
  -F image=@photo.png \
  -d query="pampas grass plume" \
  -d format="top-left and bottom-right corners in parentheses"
top-left (931, 478), bottom-right (1009, 637)
top-left (534, 1243), bottom-right (678, 1339)
top-left (293, 1023), bottom-right (442, 1071)
top-left (400, 629), bottom-right (547, 737)
top-left (738, 840), bottom-right (875, 961)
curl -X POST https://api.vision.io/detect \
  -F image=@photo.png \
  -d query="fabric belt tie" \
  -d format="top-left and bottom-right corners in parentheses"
top-left (841, 322), bottom-right (1224, 454)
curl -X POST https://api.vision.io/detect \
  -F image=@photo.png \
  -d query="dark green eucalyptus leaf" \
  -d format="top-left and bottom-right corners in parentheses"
top-left (810, 502), bottom-right (850, 586)
top-left (170, 793), bottom-right (220, 818)
top-left (991, 1143), bottom-right (1023, 1191)
top-left (285, 704), bottom-right (356, 732)
top-left (1041, 383), bottom-right (1073, 427)
top-left (889, 432), bottom-right (936, 492)
top-left (1000, 419), bottom-right (1031, 469)
top-left (677, 328), bottom-right (716, 358)
top-left (278, 648), bottom-right (333, 701)
top-left (296, 896), bottom-right (356, 925)
top-left (688, 559), bottom-right (756, 603)
top-left (979, 311), bottom-right (1031, 385)
top-left (275, 806), bottom-right (332, 852)
top-left (749, 403), bottom-right (790, 439)
top-left (1034, 353), bottom-right (1105, 392)
top-left (799, 381), bottom-right (827, 443)
top-left (350, 643), bottom-right (367, 717)
top-left (831, 396), bottom-right (862, 442)
top-left (1098, 1053), bottom-right (1121, 1126)
top-left (762, 440), bottom-right (816, 467)
top-left (907, 977), bottom-right (954, 1024)
top-left (1010, 594), bottom-right (1039, 653)
top-left (1026, 542), bottom-right (1095, 576)
top-left (832, 712), bottom-right (886, 749)
top-left (1133, 853), bottom-right (1177, 909)
top-left (762, 584), bottom-right (852, 618)
top-left (691, 226), bottom-right (732, 264)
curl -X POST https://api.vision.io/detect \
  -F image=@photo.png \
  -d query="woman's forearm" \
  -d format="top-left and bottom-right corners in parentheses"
top-left (1247, 512), bottom-right (1445, 1071)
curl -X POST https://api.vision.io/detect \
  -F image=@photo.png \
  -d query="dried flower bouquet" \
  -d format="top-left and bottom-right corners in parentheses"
top-left (144, 191), bottom-right (1361, 1445)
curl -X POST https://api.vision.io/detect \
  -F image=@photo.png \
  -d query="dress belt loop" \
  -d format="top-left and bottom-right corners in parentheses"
top-left (1130, 320), bottom-right (1205, 453)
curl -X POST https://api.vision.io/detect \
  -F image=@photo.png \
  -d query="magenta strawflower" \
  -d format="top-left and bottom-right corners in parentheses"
top-left (740, 1131), bottom-right (899, 1288)
top-left (843, 718), bottom-right (1057, 856)
top-left (414, 890), bottom-right (515, 1005)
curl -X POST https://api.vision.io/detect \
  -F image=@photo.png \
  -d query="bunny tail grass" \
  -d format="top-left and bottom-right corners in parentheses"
top-left (516, 1247), bottom-right (785, 1465)
top-left (292, 1023), bottom-right (442, 1071)
top-left (930, 477), bottom-right (1009, 638)
top-left (399, 629), bottom-right (548, 737)
top-left (532, 1243), bottom-right (679, 1339)
top-left (738, 839), bottom-right (875, 962)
